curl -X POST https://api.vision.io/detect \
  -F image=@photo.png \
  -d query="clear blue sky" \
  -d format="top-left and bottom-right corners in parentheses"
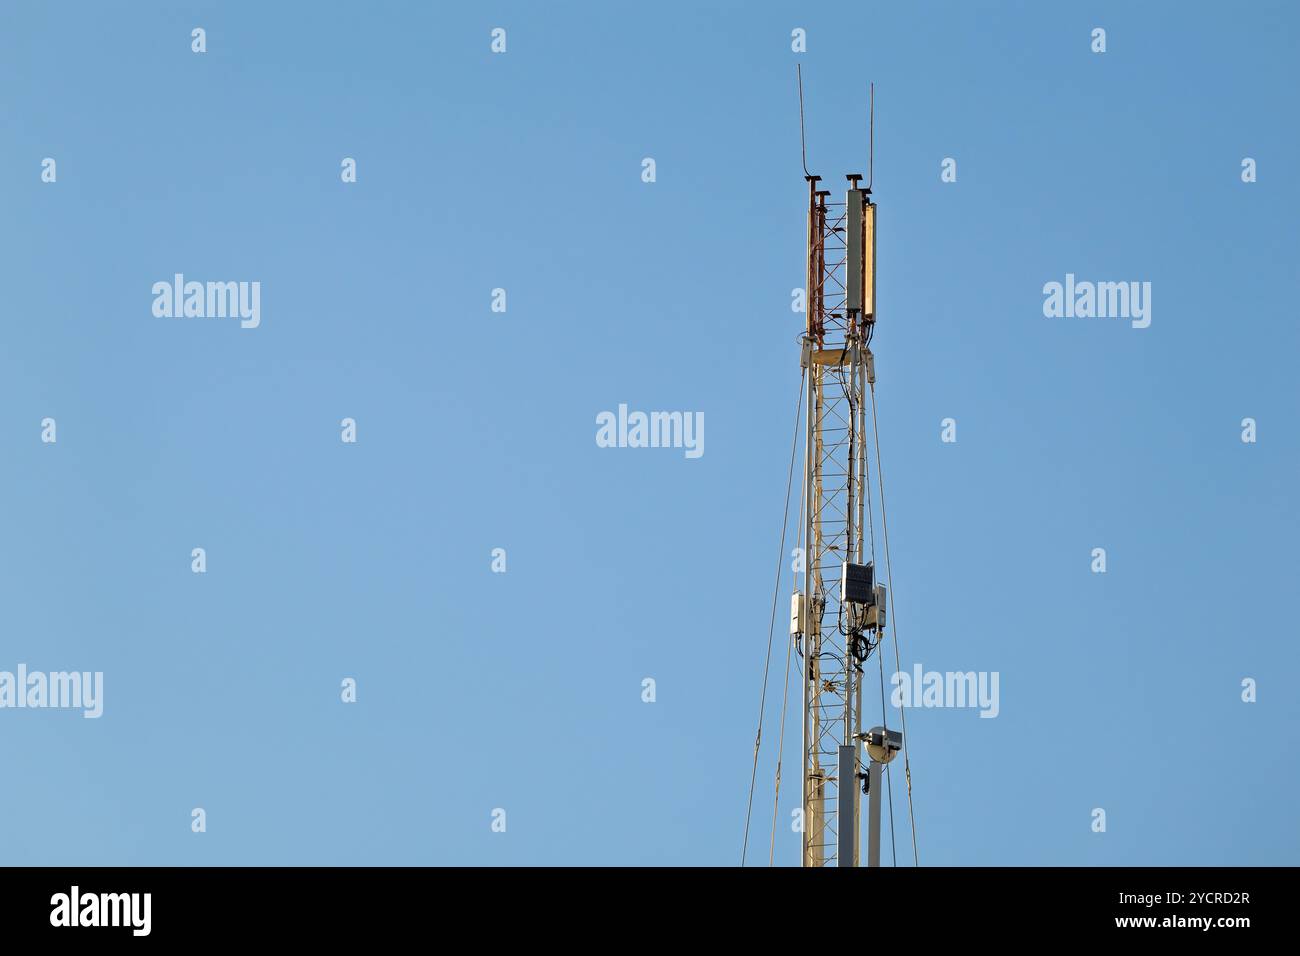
top-left (1, 1), bottom-right (1296, 866)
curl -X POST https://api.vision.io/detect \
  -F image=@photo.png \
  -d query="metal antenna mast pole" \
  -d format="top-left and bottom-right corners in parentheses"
top-left (794, 82), bottom-right (882, 867)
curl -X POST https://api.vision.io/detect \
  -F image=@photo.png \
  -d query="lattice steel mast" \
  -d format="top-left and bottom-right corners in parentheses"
top-left (792, 82), bottom-right (898, 868)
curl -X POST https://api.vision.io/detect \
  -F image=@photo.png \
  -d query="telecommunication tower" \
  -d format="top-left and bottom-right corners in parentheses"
top-left (741, 73), bottom-right (915, 870)
top-left (791, 79), bottom-right (908, 867)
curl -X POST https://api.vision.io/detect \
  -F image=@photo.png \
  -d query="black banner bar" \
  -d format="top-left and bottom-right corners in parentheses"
top-left (0, 866), bottom-right (1278, 942)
